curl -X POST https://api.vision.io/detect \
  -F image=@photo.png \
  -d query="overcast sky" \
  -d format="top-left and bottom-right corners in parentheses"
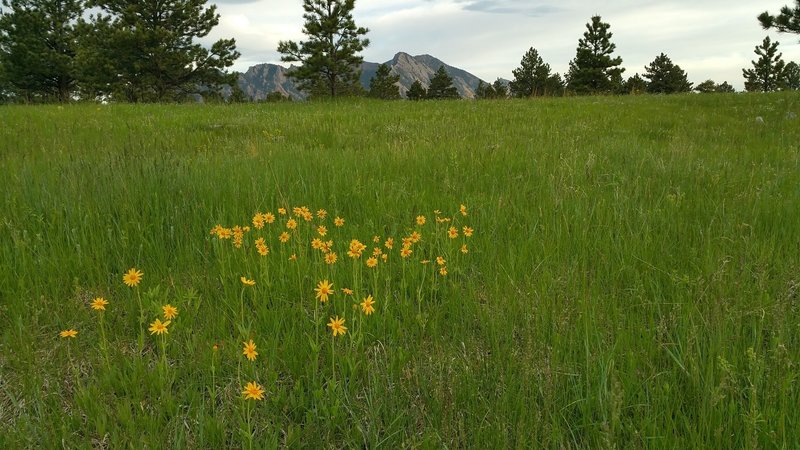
top-left (202, 0), bottom-right (800, 89)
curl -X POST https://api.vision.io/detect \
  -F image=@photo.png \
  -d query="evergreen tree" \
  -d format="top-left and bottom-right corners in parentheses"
top-left (0, 0), bottom-right (84, 102)
top-left (566, 16), bottom-right (624, 95)
top-left (278, 0), bottom-right (369, 98)
top-left (782, 61), bottom-right (800, 89)
top-left (643, 53), bottom-right (692, 94)
top-left (715, 81), bottom-right (735, 93)
top-left (742, 37), bottom-right (786, 92)
top-left (475, 80), bottom-right (495, 99)
top-left (426, 65), bottom-right (459, 99)
top-left (624, 73), bottom-right (648, 94)
top-left (81, 0), bottom-right (239, 102)
top-left (544, 73), bottom-right (565, 96)
top-left (492, 79), bottom-right (508, 98)
top-left (509, 47), bottom-right (554, 97)
top-left (368, 63), bottom-right (400, 99)
top-left (406, 80), bottom-right (426, 100)
top-left (759, 1), bottom-right (800, 34)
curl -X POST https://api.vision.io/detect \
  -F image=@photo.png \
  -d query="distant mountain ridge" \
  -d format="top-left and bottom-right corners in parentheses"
top-left (238, 52), bottom-right (486, 100)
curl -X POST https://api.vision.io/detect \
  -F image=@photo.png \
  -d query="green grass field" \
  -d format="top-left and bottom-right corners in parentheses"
top-left (1, 93), bottom-right (799, 448)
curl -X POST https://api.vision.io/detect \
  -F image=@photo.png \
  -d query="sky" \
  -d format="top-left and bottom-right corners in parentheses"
top-left (202, 0), bottom-right (800, 89)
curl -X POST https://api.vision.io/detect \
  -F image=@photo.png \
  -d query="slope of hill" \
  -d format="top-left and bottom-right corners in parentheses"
top-left (238, 52), bottom-right (485, 100)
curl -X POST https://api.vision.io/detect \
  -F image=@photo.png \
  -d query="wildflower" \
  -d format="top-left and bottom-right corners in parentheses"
top-left (436, 256), bottom-right (446, 266)
top-left (302, 211), bottom-right (313, 222)
top-left (242, 381), bottom-right (265, 400)
top-left (439, 267), bottom-right (448, 276)
top-left (372, 247), bottom-right (383, 256)
top-left (327, 316), bottom-right (347, 337)
top-left (279, 232), bottom-right (290, 243)
top-left (341, 287), bottom-right (353, 295)
top-left (381, 254), bottom-right (388, 262)
top-left (218, 228), bottom-right (233, 239)
top-left (400, 247), bottom-right (413, 258)
top-left (255, 237), bottom-right (266, 246)
top-left (91, 297), bottom-right (109, 311)
top-left (373, 235), bottom-right (380, 243)
top-left (241, 277), bottom-right (256, 286)
top-left (162, 304), bottom-right (178, 320)
top-left (252, 213), bottom-right (265, 229)
top-left (447, 227), bottom-right (458, 239)
top-left (286, 218), bottom-right (297, 230)
top-left (210, 225), bottom-right (223, 236)
top-left (212, 344), bottom-right (219, 352)
top-left (60, 329), bottom-right (78, 338)
top-left (311, 238), bottom-right (323, 250)
top-left (148, 319), bottom-right (170, 335)
top-left (317, 209), bottom-right (328, 219)
top-left (360, 295), bottom-right (376, 315)
top-left (461, 244), bottom-right (469, 254)
top-left (421, 259), bottom-right (431, 265)
top-left (325, 252), bottom-right (338, 265)
top-left (348, 239), bottom-right (366, 258)
top-left (334, 217), bottom-right (344, 227)
top-left (410, 231), bottom-right (421, 243)
top-left (401, 237), bottom-right (413, 247)
top-left (257, 244), bottom-right (269, 256)
top-left (278, 207), bottom-right (287, 215)
top-left (460, 204), bottom-right (468, 216)
top-left (436, 217), bottom-right (451, 224)
top-left (384, 238), bottom-right (394, 249)
top-left (289, 254), bottom-right (297, 261)
top-left (123, 268), bottom-right (143, 287)
top-left (242, 339), bottom-right (258, 361)
top-left (434, 209), bottom-right (442, 215)
top-left (315, 280), bottom-right (334, 303)
top-left (366, 257), bottom-right (378, 268)
top-left (416, 215), bottom-right (426, 225)
top-left (463, 226), bottom-right (474, 237)
top-left (317, 225), bottom-right (328, 236)
top-left (264, 212), bottom-right (275, 224)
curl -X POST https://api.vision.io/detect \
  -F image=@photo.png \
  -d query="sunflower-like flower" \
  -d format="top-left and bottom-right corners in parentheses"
top-left (59, 329), bottom-right (78, 338)
top-left (436, 256), bottom-right (446, 266)
top-left (416, 215), bottom-right (426, 225)
top-left (162, 304), bottom-right (178, 320)
top-left (360, 295), bottom-right (376, 315)
top-left (460, 204), bottom-right (468, 216)
top-left (447, 227), bottom-right (458, 239)
top-left (384, 238), bottom-right (394, 250)
top-left (317, 225), bottom-right (328, 236)
top-left (242, 381), bottom-right (265, 400)
top-left (123, 268), bottom-right (143, 287)
top-left (148, 319), bottom-right (170, 335)
top-left (91, 297), bottom-right (109, 311)
top-left (334, 217), bottom-right (345, 227)
top-left (463, 226), bottom-right (474, 237)
top-left (241, 277), bottom-right (256, 286)
top-left (327, 316), bottom-right (347, 337)
top-left (317, 209), bottom-right (328, 219)
top-left (315, 280), bottom-right (334, 303)
top-left (279, 232), bottom-right (290, 243)
top-left (242, 339), bottom-right (258, 361)
top-left (366, 257), bottom-right (378, 268)
top-left (264, 212), bottom-right (275, 224)
top-left (461, 244), bottom-right (469, 254)
top-left (325, 252), bottom-right (338, 265)
top-left (286, 218), bottom-right (297, 230)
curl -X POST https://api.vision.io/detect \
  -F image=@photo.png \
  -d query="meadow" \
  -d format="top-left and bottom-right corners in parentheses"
top-left (1, 93), bottom-right (799, 448)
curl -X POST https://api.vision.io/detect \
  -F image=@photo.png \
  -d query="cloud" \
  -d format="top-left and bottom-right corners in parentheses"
top-left (457, 0), bottom-right (562, 16)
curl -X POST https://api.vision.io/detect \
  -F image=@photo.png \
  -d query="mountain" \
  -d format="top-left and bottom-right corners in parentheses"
top-left (237, 52), bottom-right (486, 100)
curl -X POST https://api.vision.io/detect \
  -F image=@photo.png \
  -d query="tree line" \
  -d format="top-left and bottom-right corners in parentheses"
top-left (2, 0), bottom-right (800, 103)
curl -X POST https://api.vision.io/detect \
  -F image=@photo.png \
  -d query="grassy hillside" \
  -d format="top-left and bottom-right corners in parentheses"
top-left (1, 94), bottom-right (799, 448)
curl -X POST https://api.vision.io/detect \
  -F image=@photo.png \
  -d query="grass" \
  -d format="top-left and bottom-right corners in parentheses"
top-left (1, 93), bottom-right (799, 448)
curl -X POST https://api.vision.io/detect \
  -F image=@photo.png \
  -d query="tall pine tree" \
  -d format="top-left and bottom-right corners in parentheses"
top-left (406, 79), bottom-right (426, 100)
top-left (643, 53), bottom-right (692, 94)
top-left (368, 63), bottom-right (399, 99)
top-left (278, 0), bottom-right (369, 98)
top-left (509, 47), bottom-right (554, 97)
top-left (80, 0), bottom-right (239, 102)
top-left (759, 1), bottom-right (800, 35)
top-left (426, 65), bottom-right (459, 99)
top-left (783, 61), bottom-right (800, 89)
top-left (0, 0), bottom-right (84, 102)
top-left (566, 16), bottom-right (624, 95)
top-left (742, 37), bottom-right (786, 92)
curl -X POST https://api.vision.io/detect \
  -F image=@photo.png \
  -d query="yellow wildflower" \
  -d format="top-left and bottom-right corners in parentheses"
top-left (327, 316), bottom-right (347, 337)
top-left (242, 339), bottom-right (258, 361)
top-left (366, 257), bottom-right (378, 268)
top-left (447, 227), bottom-right (458, 239)
top-left (315, 280), bottom-right (334, 303)
top-left (334, 217), bottom-right (344, 227)
top-left (317, 225), bottom-right (328, 236)
top-left (416, 215), bottom-right (426, 225)
top-left (241, 277), bottom-right (256, 286)
top-left (60, 329), bottom-right (78, 338)
top-left (279, 232), bottom-right (290, 243)
top-left (90, 297), bottom-right (109, 311)
top-left (360, 295), bottom-right (376, 315)
top-left (162, 304), bottom-right (178, 320)
top-left (123, 268), bottom-right (143, 287)
top-left (148, 319), bottom-right (170, 335)
top-left (242, 381), bottom-right (265, 400)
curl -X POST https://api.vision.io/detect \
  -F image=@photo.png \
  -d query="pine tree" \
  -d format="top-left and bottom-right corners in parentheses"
top-left (782, 61), bottom-right (800, 89)
top-left (694, 79), bottom-right (717, 93)
top-left (758, 1), bottom-right (800, 34)
top-left (492, 79), bottom-right (508, 98)
top-left (0, 0), bottom-right (84, 102)
top-left (80, 0), bottom-right (239, 102)
top-left (715, 81), bottom-right (735, 93)
top-left (368, 63), bottom-right (400, 99)
top-left (426, 66), bottom-right (459, 99)
top-left (406, 80), bottom-right (426, 100)
top-left (643, 53), bottom-right (692, 94)
top-left (475, 80), bottom-right (495, 99)
top-left (509, 47), bottom-right (554, 97)
top-left (624, 73), bottom-right (648, 94)
top-left (742, 37), bottom-right (786, 92)
top-left (566, 16), bottom-right (624, 95)
top-left (278, 0), bottom-right (369, 98)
